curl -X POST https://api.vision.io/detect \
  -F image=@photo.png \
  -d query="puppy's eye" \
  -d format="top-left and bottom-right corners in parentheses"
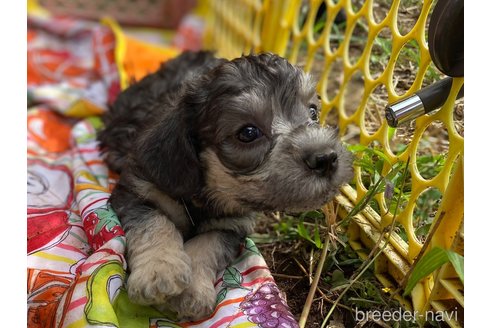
top-left (237, 125), bottom-right (263, 143)
top-left (309, 104), bottom-right (319, 121)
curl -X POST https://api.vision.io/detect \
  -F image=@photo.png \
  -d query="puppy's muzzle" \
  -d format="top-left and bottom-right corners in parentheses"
top-left (304, 151), bottom-right (338, 176)
top-left (287, 124), bottom-right (345, 180)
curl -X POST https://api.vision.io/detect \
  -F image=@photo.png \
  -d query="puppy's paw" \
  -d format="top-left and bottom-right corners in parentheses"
top-left (127, 252), bottom-right (192, 305)
top-left (166, 276), bottom-right (217, 321)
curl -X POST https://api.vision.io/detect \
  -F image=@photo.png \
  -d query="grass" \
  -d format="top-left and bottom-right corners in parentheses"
top-left (253, 144), bottom-right (450, 327)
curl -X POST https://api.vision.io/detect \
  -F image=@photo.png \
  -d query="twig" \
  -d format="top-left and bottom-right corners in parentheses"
top-left (316, 287), bottom-right (354, 313)
top-left (321, 159), bottom-right (410, 328)
top-left (271, 273), bottom-right (304, 280)
top-left (299, 202), bottom-right (336, 328)
top-left (294, 258), bottom-right (309, 277)
top-left (309, 248), bottom-right (314, 284)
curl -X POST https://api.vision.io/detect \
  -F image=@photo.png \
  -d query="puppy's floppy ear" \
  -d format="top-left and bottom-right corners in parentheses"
top-left (134, 95), bottom-right (203, 199)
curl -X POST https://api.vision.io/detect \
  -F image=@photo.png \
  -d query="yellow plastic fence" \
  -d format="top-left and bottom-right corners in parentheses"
top-left (200, 0), bottom-right (464, 326)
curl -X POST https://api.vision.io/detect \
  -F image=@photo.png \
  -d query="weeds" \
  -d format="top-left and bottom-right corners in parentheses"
top-left (253, 142), bottom-right (450, 327)
top-left (319, 156), bottom-right (410, 327)
top-left (404, 246), bottom-right (464, 297)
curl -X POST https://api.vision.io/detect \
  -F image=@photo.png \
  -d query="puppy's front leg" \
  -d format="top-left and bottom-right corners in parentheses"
top-left (167, 217), bottom-right (255, 321)
top-left (124, 210), bottom-right (192, 305)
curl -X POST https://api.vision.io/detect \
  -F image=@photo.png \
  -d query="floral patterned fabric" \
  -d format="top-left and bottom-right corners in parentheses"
top-left (27, 13), bottom-right (299, 328)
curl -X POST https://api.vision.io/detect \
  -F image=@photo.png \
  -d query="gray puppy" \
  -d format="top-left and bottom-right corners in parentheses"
top-left (98, 51), bottom-right (353, 320)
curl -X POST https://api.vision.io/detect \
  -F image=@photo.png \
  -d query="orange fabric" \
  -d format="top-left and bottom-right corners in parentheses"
top-left (27, 110), bottom-right (72, 153)
top-left (121, 35), bottom-right (181, 84)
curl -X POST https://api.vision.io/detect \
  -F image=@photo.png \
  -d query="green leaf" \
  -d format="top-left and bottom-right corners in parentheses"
top-left (347, 144), bottom-right (367, 153)
top-left (386, 162), bottom-right (405, 181)
top-left (297, 221), bottom-right (314, 244)
top-left (313, 224), bottom-right (323, 249)
top-left (301, 210), bottom-right (324, 220)
top-left (354, 159), bottom-right (375, 174)
top-left (222, 267), bottom-right (243, 289)
top-left (415, 223), bottom-right (432, 238)
top-left (330, 270), bottom-right (348, 288)
top-left (313, 18), bottom-right (326, 34)
top-left (447, 251), bottom-right (464, 284)
top-left (215, 288), bottom-right (228, 306)
top-left (404, 247), bottom-right (463, 296)
top-left (337, 258), bottom-right (362, 267)
top-left (387, 126), bottom-right (396, 141)
top-left (372, 148), bottom-right (391, 165)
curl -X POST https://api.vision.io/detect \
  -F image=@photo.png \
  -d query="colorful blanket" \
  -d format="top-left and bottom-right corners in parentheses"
top-left (27, 13), bottom-right (299, 328)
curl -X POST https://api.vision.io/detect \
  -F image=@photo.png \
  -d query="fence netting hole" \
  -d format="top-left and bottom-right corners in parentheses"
top-left (412, 187), bottom-right (442, 244)
top-left (371, 1), bottom-right (391, 24)
top-left (342, 123), bottom-right (361, 146)
top-left (368, 27), bottom-right (392, 79)
top-left (350, 0), bottom-right (366, 14)
top-left (309, 46), bottom-right (326, 81)
top-left (342, 70), bottom-right (364, 117)
top-left (322, 105), bottom-right (340, 128)
top-left (323, 57), bottom-right (344, 101)
top-left (296, 1), bottom-right (310, 32)
top-left (389, 124), bottom-right (413, 156)
top-left (392, 39), bottom-right (420, 96)
top-left (416, 120), bottom-right (449, 180)
top-left (312, 2), bottom-right (327, 41)
top-left (397, 0), bottom-right (422, 36)
top-left (363, 83), bottom-right (387, 135)
top-left (453, 98), bottom-right (464, 138)
top-left (348, 17), bottom-right (369, 66)
top-left (328, 12), bottom-right (346, 52)
top-left (358, 140), bottom-right (383, 191)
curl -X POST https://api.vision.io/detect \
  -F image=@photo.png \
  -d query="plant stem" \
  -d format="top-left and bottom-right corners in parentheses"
top-left (299, 203), bottom-right (335, 328)
top-left (321, 158), bottom-right (410, 327)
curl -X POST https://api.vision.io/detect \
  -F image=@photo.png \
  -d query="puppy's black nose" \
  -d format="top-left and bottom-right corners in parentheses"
top-left (304, 152), bottom-right (338, 175)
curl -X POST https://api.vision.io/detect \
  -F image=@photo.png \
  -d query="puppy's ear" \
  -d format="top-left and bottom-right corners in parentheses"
top-left (135, 99), bottom-right (202, 199)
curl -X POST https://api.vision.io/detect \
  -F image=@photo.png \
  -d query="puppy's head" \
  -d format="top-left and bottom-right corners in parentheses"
top-left (138, 53), bottom-right (353, 214)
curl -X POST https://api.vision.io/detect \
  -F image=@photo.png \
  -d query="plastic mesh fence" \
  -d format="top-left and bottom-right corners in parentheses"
top-left (201, 0), bottom-right (464, 326)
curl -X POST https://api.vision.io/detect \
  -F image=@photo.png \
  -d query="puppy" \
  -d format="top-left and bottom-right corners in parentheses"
top-left (97, 51), bottom-right (353, 320)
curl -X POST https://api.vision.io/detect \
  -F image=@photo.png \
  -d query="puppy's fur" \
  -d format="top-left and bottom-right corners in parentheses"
top-left (98, 51), bottom-right (353, 320)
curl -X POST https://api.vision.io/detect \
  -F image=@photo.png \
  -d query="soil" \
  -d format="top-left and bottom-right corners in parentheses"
top-left (254, 214), bottom-right (362, 328)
